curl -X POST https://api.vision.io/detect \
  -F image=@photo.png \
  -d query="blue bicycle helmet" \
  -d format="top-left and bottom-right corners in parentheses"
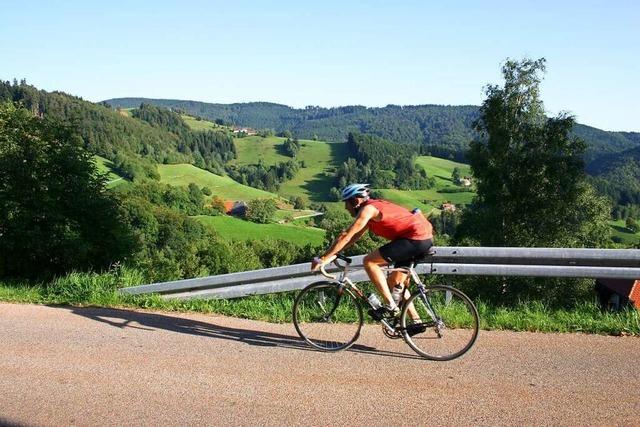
top-left (340, 183), bottom-right (370, 201)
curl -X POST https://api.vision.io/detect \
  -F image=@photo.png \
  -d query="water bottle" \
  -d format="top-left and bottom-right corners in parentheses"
top-left (367, 293), bottom-right (382, 309)
top-left (392, 285), bottom-right (404, 306)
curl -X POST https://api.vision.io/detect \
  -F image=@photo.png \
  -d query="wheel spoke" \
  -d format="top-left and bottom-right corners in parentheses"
top-left (401, 285), bottom-right (479, 360)
top-left (293, 282), bottom-right (363, 351)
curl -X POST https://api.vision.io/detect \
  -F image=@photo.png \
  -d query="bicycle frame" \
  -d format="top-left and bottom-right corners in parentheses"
top-left (319, 258), bottom-right (440, 331)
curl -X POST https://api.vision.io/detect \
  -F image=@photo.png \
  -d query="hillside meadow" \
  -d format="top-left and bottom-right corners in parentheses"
top-left (157, 163), bottom-right (278, 201)
top-left (231, 135), bottom-right (475, 209)
top-left (231, 135), bottom-right (349, 202)
top-left (609, 219), bottom-right (640, 245)
top-left (181, 114), bottom-right (231, 132)
top-left (94, 156), bottom-right (127, 188)
top-left (194, 215), bottom-right (325, 246)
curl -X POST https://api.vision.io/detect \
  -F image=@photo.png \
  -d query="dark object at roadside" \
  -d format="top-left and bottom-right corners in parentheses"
top-left (595, 279), bottom-right (640, 311)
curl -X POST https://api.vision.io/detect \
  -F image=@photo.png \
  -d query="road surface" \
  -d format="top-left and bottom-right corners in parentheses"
top-left (1, 303), bottom-right (638, 426)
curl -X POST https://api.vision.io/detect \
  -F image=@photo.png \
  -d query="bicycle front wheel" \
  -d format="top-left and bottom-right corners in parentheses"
top-left (401, 285), bottom-right (479, 361)
top-left (293, 281), bottom-right (363, 351)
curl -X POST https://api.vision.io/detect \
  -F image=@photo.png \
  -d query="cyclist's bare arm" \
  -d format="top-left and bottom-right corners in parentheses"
top-left (342, 227), bottom-right (369, 250)
top-left (311, 228), bottom-right (368, 272)
top-left (317, 204), bottom-right (378, 262)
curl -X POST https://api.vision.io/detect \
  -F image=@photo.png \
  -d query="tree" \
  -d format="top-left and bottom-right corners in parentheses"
top-left (246, 199), bottom-right (277, 224)
top-left (209, 195), bottom-right (227, 215)
top-left (452, 167), bottom-right (461, 183)
top-left (626, 217), bottom-right (639, 233)
top-left (283, 137), bottom-right (300, 158)
top-left (0, 102), bottom-right (134, 279)
top-left (458, 58), bottom-right (610, 248)
top-left (329, 187), bottom-right (342, 201)
top-left (293, 196), bottom-right (307, 210)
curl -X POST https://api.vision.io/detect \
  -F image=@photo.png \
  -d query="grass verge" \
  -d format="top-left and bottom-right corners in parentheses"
top-left (1, 272), bottom-right (638, 336)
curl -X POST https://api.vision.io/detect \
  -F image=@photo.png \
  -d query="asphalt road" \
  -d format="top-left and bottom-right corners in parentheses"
top-left (1, 303), bottom-right (638, 426)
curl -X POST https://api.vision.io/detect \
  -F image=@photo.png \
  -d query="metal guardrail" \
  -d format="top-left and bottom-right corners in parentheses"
top-left (119, 247), bottom-right (640, 300)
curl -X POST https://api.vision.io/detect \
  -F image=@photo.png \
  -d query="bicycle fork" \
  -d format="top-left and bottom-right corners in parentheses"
top-left (316, 283), bottom-right (349, 321)
top-left (414, 283), bottom-right (446, 337)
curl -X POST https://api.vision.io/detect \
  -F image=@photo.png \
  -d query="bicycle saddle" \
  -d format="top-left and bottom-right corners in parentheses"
top-left (408, 247), bottom-right (437, 267)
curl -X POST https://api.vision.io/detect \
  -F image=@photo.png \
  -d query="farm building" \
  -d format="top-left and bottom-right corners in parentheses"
top-left (232, 127), bottom-right (257, 135)
top-left (456, 177), bottom-right (472, 187)
top-left (223, 201), bottom-right (248, 217)
top-left (440, 203), bottom-right (457, 212)
top-left (595, 279), bottom-right (640, 310)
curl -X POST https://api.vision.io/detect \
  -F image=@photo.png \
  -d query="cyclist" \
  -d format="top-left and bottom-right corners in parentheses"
top-left (311, 183), bottom-right (434, 316)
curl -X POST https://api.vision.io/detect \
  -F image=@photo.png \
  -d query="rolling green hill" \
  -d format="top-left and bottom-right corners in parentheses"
top-left (1, 82), bottom-right (236, 182)
top-left (232, 135), bottom-right (349, 202)
top-left (157, 164), bottom-right (278, 201)
top-left (231, 135), bottom-right (476, 213)
top-left (194, 215), bottom-right (325, 246)
top-left (181, 114), bottom-right (232, 133)
top-left (378, 156), bottom-right (475, 214)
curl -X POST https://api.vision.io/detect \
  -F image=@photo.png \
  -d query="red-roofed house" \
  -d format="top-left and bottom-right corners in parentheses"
top-left (440, 203), bottom-right (457, 212)
top-left (595, 279), bottom-right (640, 310)
top-left (224, 200), bottom-right (248, 217)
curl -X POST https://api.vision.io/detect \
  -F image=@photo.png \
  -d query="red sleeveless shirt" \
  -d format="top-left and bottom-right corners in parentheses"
top-left (363, 199), bottom-right (433, 241)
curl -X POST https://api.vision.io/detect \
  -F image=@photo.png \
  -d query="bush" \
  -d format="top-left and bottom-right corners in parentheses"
top-left (293, 196), bottom-right (307, 210)
top-left (246, 199), bottom-right (277, 224)
top-left (210, 195), bottom-right (227, 215)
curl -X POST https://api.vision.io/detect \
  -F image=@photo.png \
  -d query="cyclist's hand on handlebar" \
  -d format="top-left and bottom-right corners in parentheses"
top-left (311, 257), bottom-right (324, 272)
top-left (311, 255), bottom-right (336, 272)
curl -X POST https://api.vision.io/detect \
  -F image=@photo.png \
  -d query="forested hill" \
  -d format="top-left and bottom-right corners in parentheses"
top-left (0, 82), bottom-right (236, 179)
top-left (105, 97), bottom-right (640, 162)
top-left (588, 144), bottom-right (640, 211)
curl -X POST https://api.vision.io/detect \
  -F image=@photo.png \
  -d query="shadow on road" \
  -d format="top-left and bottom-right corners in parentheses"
top-left (61, 305), bottom-right (421, 360)
top-left (0, 418), bottom-right (27, 427)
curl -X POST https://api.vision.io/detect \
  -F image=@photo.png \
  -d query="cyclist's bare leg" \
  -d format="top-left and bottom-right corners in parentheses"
top-left (362, 250), bottom-right (395, 306)
top-left (387, 270), bottom-right (420, 320)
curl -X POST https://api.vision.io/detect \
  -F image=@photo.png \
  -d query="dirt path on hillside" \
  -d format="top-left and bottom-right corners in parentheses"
top-left (1, 303), bottom-right (638, 426)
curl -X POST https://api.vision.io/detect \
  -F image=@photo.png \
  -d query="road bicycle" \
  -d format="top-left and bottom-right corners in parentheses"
top-left (293, 252), bottom-right (479, 361)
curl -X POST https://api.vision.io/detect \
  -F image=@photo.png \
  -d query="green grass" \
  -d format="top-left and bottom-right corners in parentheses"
top-left (232, 136), bottom-right (349, 202)
top-left (377, 156), bottom-right (475, 215)
top-left (415, 156), bottom-right (472, 186)
top-left (477, 300), bottom-right (640, 335)
top-left (377, 186), bottom-right (474, 216)
top-left (273, 209), bottom-right (319, 222)
top-left (93, 155), bottom-right (127, 188)
top-left (157, 163), bottom-right (279, 201)
top-left (609, 220), bottom-right (640, 246)
top-left (194, 215), bottom-right (325, 246)
top-left (232, 136), bottom-right (292, 165)
top-left (181, 114), bottom-right (232, 132)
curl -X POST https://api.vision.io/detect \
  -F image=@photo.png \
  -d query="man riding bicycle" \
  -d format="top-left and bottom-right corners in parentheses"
top-left (311, 183), bottom-right (434, 315)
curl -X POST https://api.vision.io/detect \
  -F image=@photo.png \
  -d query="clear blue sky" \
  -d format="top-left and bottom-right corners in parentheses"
top-left (1, 0), bottom-right (638, 131)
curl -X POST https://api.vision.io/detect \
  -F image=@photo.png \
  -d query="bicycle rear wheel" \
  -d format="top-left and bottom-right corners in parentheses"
top-left (293, 281), bottom-right (363, 351)
top-left (401, 285), bottom-right (479, 361)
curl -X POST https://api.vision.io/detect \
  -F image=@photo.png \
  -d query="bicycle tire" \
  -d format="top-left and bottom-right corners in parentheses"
top-left (401, 285), bottom-right (479, 361)
top-left (293, 281), bottom-right (363, 351)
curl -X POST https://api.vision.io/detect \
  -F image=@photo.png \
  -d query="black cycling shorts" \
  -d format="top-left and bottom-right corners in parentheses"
top-left (379, 238), bottom-right (433, 268)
